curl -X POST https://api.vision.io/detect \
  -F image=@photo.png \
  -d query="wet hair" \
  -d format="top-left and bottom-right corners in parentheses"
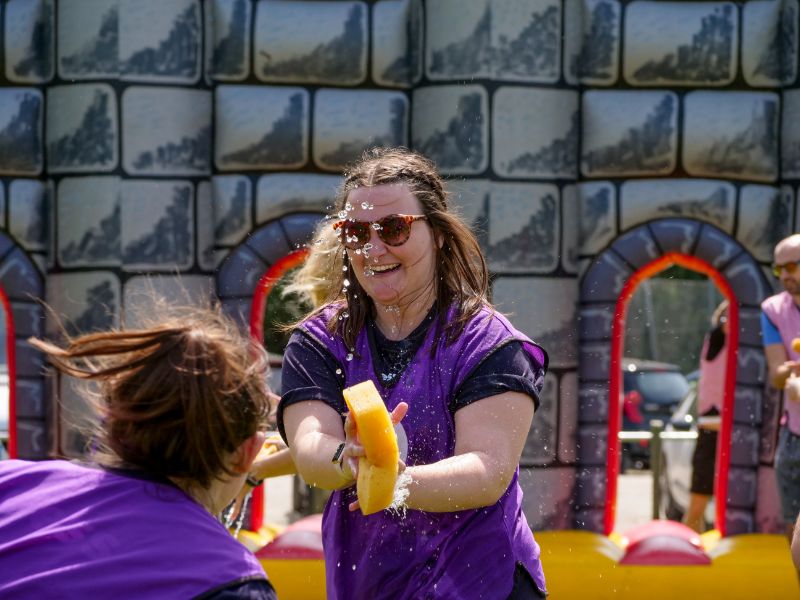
top-left (30, 307), bottom-right (270, 489)
top-left (319, 146), bottom-right (490, 351)
top-left (282, 220), bottom-right (343, 309)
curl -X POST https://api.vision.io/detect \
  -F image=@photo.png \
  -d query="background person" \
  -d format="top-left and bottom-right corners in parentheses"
top-left (762, 233), bottom-right (800, 537)
top-left (0, 308), bottom-right (278, 599)
top-left (684, 301), bottom-right (728, 533)
top-left (278, 147), bottom-right (548, 599)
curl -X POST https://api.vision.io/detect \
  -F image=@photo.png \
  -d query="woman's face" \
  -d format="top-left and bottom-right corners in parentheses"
top-left (342, 183), bottom-right (437, 307)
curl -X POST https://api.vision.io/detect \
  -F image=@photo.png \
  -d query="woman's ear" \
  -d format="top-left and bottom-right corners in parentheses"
top-left (231, 431), bottom-right (266, 474)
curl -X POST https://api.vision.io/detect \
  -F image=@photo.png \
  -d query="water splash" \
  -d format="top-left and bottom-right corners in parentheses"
top-left (388, 471), bottom-right (413, 518)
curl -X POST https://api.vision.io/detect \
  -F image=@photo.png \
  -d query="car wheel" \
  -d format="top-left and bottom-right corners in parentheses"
top-left (659, 452), bottom-right (684, 522)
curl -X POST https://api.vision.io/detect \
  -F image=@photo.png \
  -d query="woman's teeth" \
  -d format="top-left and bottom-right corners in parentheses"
top-left (371, 263), bottom-right (399, 273)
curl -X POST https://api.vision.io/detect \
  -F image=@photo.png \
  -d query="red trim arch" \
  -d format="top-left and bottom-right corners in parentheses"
top-left (604, 253), bottom-right (739, 536)
top-left (0, 289), bottom-right (17, 458)
top-left (248, 249), bottom-right (309, 530)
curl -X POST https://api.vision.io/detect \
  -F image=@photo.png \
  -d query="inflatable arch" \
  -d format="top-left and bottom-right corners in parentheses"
top-left (578, 218), bottom-right (772, 536)
top-left (215, 212), bottom-right (324, 529)
top-left (0, 231), bottom-right (46, 461)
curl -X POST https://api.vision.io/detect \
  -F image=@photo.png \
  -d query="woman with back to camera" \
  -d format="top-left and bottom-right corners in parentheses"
top-left (279, 147), bottom-right (549, 599)
top-left (683, 301), bottom-right (728, 533)
top-left (0, 307), bottom-right (278, 599)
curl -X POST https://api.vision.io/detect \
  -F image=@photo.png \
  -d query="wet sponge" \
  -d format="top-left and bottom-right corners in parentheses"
top-left (342, 380), bottom-right (399, 515)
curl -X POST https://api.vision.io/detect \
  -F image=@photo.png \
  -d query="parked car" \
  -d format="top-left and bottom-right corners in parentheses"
top-left (621, 358), bottom-right (690, 471)
top-left (659, 379), bottom-right (716, 526)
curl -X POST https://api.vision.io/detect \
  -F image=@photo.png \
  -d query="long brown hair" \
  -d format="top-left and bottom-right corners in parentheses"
top-left (30, 307), bottom-right (270, 489)
top-left (318, 147), bottom-right (490, 351)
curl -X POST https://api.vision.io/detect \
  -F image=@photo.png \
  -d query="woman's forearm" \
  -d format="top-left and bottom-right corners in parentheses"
top-left (252, 448), bottom-right (297, 480)
top-left (403, 451), bottom-right (515, 513)
top-left (290, 431), bottom-right (354, 490)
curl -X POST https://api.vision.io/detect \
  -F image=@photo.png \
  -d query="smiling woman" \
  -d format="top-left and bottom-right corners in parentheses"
top-left (277, 147), bottom-right (549, 600)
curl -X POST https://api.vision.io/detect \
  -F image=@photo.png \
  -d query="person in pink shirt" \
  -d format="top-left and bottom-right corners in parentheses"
top-left (762, 233), bottom-right (800, 537)
top-left (684, 301), bottom-right (728, 532)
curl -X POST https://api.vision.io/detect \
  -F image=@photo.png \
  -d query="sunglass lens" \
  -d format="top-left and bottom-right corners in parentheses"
top-left (787, 262), bottom-right (799, 275)
top-left (342, 222), bottom-right (370, 249)
top-left (377, 216), bottom-right (411, 246)
top-left (774, 265), bottom-right (782, 277)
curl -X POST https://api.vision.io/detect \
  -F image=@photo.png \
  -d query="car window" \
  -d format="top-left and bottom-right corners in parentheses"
top-left (627, 372), bottom-right (689, 404)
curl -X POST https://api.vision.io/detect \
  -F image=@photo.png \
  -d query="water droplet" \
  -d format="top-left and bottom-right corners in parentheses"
top-left (371, 222), bottom-right (382, 231)
top-left (335, 368), bottom-right (342, 375)
top-left (344, 202), bottom-right (353, 211)
top-left (342, 265), bottom-right (348, 271)
top-left (346, 353), bottom-right (354, 361)
top-left (361, 201), bottom-right (370, 209)
top-left (338, 210), bottom-right (348, 219)
top-left (352, 564), bottom-right (357, 571)
top-left (343, 279), bottom-right (351, 287)
top-left (363, 242), bottom-right (373, 251)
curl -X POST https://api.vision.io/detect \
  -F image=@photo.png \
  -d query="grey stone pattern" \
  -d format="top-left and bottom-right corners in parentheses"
top-left (578, 219), bottom-right (770, 532)
top-left (58, 0), bottom-right (118, 80)
top-left (372, 0), bottom-right (423, 88)
top-left (5, 0), bottom-right (54, 84)
top-left (209, 0), bottom-right (251, 81)
top-left (624, 2), bottom-right (737, 86)
top-left (566, 0), bottom-right (620, 85)
top-left (0, 89), bottom-right (43, 176)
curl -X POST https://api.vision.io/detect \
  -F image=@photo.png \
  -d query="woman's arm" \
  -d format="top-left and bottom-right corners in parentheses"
top-left (402, 391), bottom-right (534, 513)
top-left (283, 400), bottom-right (356, 490)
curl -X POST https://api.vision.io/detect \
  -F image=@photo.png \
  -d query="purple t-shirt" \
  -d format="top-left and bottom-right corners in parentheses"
top-left (280, 305), bottom-right (548, 599)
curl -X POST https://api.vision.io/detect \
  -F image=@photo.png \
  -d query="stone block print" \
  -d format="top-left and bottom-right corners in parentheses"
top-left (576, 182), bottom-right (616, 256)
top-left (0, 89), bottom-right (43, 176)
top-left (683, 91), bottom-right (779, 182)
top-left (215, 86), bottom-right (309, 171)
top-left (212, 175), bottom-right (252, 246)
top-left (313, 89), bottom-right (408, 171)
top-left (196, 181), bottom-right (216, 270)
top-left (123, 274), bottom-right (213, 328)
top-left (57, 177), bottom-right (121, 268)
top-left (58, 0), bottom-right (118, 80)
top-left (520, 467), bottom-right (576, 530)
top-left (4, 0), bottom-right (54, 83)
top-left (9, 179), bottom-right (47, 253)
top-left (256, 173), bottom-right (338, 225)
top-left (582, 91), bottom-right (677, 177)
top-left (493, 87), bottom-right (578, 179)
top-left (46, 271), bottom-right (121, 337)
top-left (619, 179), bottom-right (736, 233)
top-left (372, 0), bottom-right (423, 88)
top-left (122, 87), bottom-right (211, 176)
top-left (425, 0), bottom-right (491, 80)
top-left (0, 182), bottom-right (5, 229)
top-left (254, 0), bottom-right (367, 85)
top-left (561, 185), bottom-right (578, 274)
top-left (738, 185), bottom-right (793, 263)
top-left (623, 1), bottom-right (737, 87)
top-left (46, 84), bottom-right (118, 174)
top-left (487, 182), bottom-right (560, 274)
top-left (493, 277), bottom-right (578, 369)
top-left (426, 0), bottom-right (561, 83)
top-left (491, 0), bottom-right (561, 83)
top-left (564, 0), bottom-right (620, 86)
top-left (208, 0), bottom-right (251, 81)
top-left (558, 372), bottom-right (578, 464)
top-left (121, 180), bottom-right (194, 271)
top-left (412, 85), bottom-right (488, 175)
top-left (57, 376), bottom-right (96, 458)
top-left (782, 89), bottom-right (800, 178)
top-left (522, 373), bottom-right (557, 466)
top-left (119, 0), bottom-right (201, 83)
top-left (742, 0), bottom-right (798, 88)
top-left (447, 179), bottom-right (489, 254)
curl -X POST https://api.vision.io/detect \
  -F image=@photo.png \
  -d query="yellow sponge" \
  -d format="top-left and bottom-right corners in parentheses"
top-left (342, 381), bottom-right (399, 515)
top-left (792, 338), bottom-right (800, 354)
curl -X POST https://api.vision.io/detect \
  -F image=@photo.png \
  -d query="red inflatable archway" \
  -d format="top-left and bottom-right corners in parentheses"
top-left (1, 289), bottom-right (17, 458)
top-left (248, 248), bottom-right (309, 530)
top-left (605, 253), bottom-right (739, 536)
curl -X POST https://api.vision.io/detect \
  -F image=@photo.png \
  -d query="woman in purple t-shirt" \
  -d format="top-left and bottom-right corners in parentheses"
top-left (279, 148), bottom-right (548, 599)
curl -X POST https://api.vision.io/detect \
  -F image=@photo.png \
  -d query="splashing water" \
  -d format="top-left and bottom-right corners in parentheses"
top-left (388, 471), bottom-right (413, 518)
top-left (344, 202), bottom-right (353, 212)
top-left (371, 222), bottom-right (382, 231)
top-left (346, 353), bottom-right (354, 361)
top-left (338, 210), bottom-right (348, 219)
top-left (220, 492), bottom-right (251, 539)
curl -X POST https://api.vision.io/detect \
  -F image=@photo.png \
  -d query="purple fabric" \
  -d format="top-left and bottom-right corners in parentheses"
top-left (300, 305), bottom-right (547, 599)
top-left (0, 460), bottom-right (266, 599)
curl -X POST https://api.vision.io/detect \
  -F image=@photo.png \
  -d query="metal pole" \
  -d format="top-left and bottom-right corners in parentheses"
top-left (650, 420), bottom-right (664, 520)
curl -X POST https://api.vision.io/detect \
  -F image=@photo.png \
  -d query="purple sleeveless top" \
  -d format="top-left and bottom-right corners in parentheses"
top-left (0, 460), bottom-right (266, 599)
top-left (300, 305), bottom-right (547, 599)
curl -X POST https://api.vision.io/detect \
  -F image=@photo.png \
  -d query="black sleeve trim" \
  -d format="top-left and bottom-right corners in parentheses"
top-left (450, 340), bottom-right (545, 414)
top-left (193, 576), bottom-right (275, 600)
top-left (276, 329), bottom-right (346, 444)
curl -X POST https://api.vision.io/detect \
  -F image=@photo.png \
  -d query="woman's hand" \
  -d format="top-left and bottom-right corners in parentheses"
top-left (346, 402), bottom-right (408, 512)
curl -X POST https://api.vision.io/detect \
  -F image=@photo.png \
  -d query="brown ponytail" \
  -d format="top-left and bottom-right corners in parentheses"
top-left (31, 308), bottom-right (270, 488)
